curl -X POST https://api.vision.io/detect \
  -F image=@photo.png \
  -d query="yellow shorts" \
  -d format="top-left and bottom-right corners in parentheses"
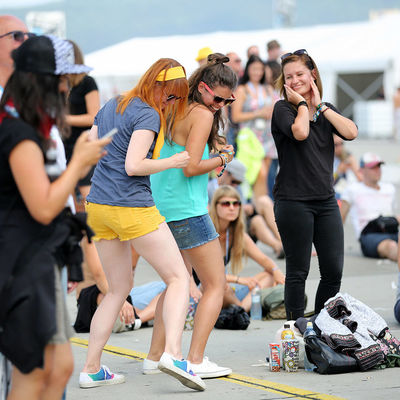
top-left (86, 202), bottom-right (165, 241)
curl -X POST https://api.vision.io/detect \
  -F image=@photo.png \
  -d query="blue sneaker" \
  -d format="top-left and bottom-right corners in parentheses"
top-left (158, 352), bottom-right (205, 391)
top-left (79, 365), bottom-right (125, 388)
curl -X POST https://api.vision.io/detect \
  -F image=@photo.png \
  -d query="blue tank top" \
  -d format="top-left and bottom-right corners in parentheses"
top-left (150, 141), bottom-right (209, 222)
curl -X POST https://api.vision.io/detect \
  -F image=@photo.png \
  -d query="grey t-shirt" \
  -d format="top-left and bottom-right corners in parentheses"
top-left (87, 97), bottom-right (160, 207)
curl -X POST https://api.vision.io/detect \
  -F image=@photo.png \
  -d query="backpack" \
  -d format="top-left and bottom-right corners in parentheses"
top-left (260, 285), bottom-right (286, 319)
top-left (215, 305), bottom-right (250, 330)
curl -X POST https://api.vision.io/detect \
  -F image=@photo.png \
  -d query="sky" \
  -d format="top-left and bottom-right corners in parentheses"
top-left (1, 0), bottom-right (399, 53)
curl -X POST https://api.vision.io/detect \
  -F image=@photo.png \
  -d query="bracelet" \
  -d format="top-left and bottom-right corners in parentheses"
top-left (297, 101), bottom-right (308, 109)
top-left (321, 105), bottom-right (329, 114)
top-left (316, 102), bottom-right (325, 111)
top-left (271, 266), bottom-right (278, 272)
top-left (216, 153), bottom-right (228, 177)
top-left (218, 154), bottom-right (224, 167)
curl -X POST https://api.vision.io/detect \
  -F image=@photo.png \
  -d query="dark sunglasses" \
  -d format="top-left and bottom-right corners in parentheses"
top-left (0, 30), bottom-right (36, 43)
top-left (166, 94), bottom-right (182, 102)
top-left (281, 49), bottom-right (309, 61)
top-left (218, 200), bottom-right (241, 207)
top-left (201, 81), bottom-right (235, 106)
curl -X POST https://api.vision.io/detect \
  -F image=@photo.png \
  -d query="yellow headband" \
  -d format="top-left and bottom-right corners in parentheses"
top-left (156, 66), bottom-right (186, 82)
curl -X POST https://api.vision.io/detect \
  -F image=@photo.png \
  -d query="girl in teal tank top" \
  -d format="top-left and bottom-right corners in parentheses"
top-left (147, 53), bottom-right (238, 378)
top-left (151, 141), bottom-right (209, 222)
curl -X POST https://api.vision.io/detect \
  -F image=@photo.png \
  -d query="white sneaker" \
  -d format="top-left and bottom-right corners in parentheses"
top-left (79, 365), bottom-right (125, 388)
top-left (142, 358), bottom-right (161, 375)
top-left (158, 352), bottom-right (205, 391)
top-left (190, 357), bottom-right (232, 378)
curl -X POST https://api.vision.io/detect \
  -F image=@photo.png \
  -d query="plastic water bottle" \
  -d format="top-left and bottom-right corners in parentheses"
top-left (250, 286), bottom-right (262, 320)
top-left (303, 321), bottom-right (317, 372)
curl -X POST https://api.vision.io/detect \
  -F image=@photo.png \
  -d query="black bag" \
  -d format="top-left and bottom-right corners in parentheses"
top-left (361, 216), bottom-right (399, 235)
top-left (215, 305), bottom-right (250, 330)
top-left (305, 335), bottom-right (359, 374)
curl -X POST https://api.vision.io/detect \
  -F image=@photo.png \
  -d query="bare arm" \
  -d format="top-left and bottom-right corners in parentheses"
top-left (284, 84), bottom-right (310, 141)
top-left (10, 133), bottom-right (111, 225)
top-left (125, 129), bottom-right (189, 176)
top-left (323, 108), bottom-right (358, 140)
top-left (66, 90), bottom-right (100, 127)
top-left (182, 106), bottom-right (234, 177)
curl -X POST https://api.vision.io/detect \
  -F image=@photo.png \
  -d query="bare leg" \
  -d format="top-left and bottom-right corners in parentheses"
top-left (377, 239), bottom-right (398, 261)
top-left (41, 343), bottom-right (74, 400)
top-left (83, 239), bottom-right (133, 373)
top-left (183, 239), bottom-right (226, 364)
top-left (8, 343), bottom-right (73, 400)
top-left (249, 214), bottom-right (282, 254)
top-left (252, 162), bottom-right (267, 200)
top-left (253, 195), bottom-right (281, 241)
top-left (135, 293), bottom-right (162, 323)
top-left (131, 222), bottom-right (189, 359)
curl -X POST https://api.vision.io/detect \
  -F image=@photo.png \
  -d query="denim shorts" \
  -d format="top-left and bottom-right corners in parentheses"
top-left (168, 214), bottom-right (219, 250)
top-left (359, 232), bottom-right (398, 258)
top-left (230, 283), bottom-right (250, 301)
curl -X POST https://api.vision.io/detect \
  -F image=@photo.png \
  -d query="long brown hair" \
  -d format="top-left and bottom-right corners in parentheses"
top-left (117, 58), bottom-right (188, 136)
top-left (275, 52), bottom-right (323, 102)
top-left (209, 185), bottom-right (246, 275)
top-left (188, 53), bottom-right (237, 152)
top-left (67, 40), bottom-right (86, 87)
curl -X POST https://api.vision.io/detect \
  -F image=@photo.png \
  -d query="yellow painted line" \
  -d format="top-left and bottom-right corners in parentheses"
top-left (71, 337), bottom-right (345, 400)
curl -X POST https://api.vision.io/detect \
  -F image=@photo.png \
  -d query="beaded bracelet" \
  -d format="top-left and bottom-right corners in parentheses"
top-left (216, 153), bottom-right (228, 177)
top-left (312, 102), bottom-right (327, 122)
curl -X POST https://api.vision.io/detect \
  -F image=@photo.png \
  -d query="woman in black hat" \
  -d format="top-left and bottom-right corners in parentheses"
top-left (0, 35), bottom-right (111, 399)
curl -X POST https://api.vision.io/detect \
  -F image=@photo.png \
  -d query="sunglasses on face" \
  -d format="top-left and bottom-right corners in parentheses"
top-left (281, 49), bottom-right (309, 61)
top-left (0, 30), bottom-right (36, 43)
top-left (218, 200), bottom-right (241, 208)
top-left (201, 81), bottom-right (235, 106)
top-left (166, 94), bottom-right (182, 102)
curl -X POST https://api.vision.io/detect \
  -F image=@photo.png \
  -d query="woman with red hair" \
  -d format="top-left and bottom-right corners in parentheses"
top-left (80, 59), bottom-right (205, 391)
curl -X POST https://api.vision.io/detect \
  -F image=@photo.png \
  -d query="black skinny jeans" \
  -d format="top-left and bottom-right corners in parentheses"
top-left (274, 196), bottom-right (344, 320)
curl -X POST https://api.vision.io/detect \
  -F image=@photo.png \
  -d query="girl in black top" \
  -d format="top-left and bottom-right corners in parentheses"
top-left (0, 35), bottom-right (110, 399)
top-left (271, 49), bottom-right (357, 320)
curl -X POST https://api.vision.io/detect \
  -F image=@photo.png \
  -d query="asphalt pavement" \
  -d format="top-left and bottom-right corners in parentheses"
top-left (66, 138), bottom-right (400, 400)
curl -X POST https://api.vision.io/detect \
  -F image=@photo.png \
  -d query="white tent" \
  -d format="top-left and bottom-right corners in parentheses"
top-left (86, 13), bottom-right (400, 137)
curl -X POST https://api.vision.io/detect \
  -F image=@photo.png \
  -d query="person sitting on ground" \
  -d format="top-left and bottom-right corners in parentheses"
top-left (340, 152), bottom-right (399, 261)
top-left (209, 185), bottom-right (285, 312)
top-left (73, 246), bottom-right (166, 333)
top-left (209, 158), bottom-right (284, 258)
top-left (333, 134), bottom-right (362, 200)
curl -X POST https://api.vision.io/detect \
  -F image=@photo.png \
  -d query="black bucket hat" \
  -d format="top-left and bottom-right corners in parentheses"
top-left (12, 35), bottom-right (92, 75)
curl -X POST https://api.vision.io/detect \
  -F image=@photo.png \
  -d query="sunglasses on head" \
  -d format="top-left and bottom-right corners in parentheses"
top-left (0, 30), bottom-right (36, 43)
top-left (166, 94), bottom-right (182, 102)
top-left (201, 81), bottom-right (235, 106)
top-left (218, 200), bottom-right (241, 207)
top-left (281, 49), bottom-right (309, 61)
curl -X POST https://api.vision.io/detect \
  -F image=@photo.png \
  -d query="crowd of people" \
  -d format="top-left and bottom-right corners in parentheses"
top-left (0, 14), bottom-right (399, 399)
